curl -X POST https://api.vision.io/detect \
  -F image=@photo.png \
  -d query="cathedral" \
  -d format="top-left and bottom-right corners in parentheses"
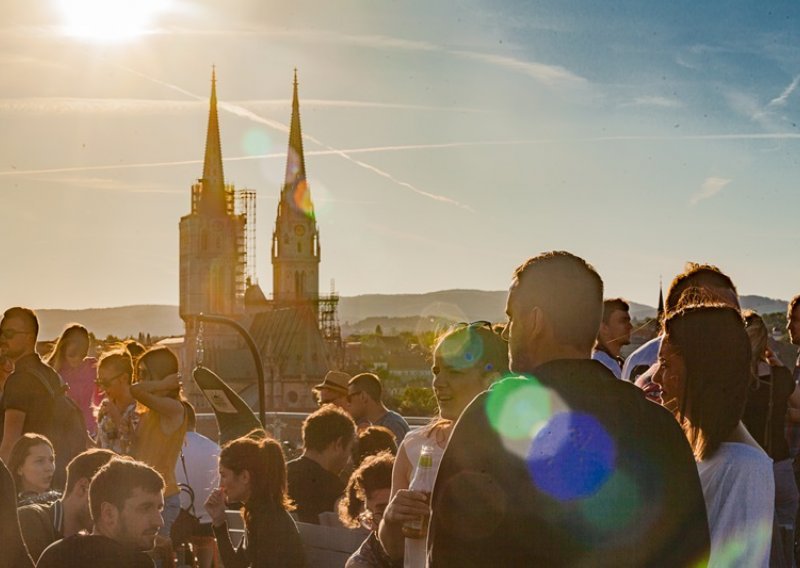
top-left (178, 69), bottom-right (341, 412)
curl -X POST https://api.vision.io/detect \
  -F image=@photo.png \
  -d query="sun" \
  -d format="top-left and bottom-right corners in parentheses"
top-left (55, 0), bottom-right (168, 42)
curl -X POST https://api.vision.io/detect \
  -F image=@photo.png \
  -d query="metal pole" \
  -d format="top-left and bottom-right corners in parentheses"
top-left (195, 313), bottom-right (266, 427)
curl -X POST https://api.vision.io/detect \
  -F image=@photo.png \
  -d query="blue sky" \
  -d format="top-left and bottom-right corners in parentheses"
top-left (1, 0), bottom-right (798, 310)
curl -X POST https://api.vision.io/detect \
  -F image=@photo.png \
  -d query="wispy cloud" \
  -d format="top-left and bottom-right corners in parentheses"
top-left (29, 175), bottom-right (180, 194)
top-left (690, 177), bottom-right (731, 205)
top-left (768, 75), bottom-right (800, 108)
top-left (449, 50), bottom-right (587, 88)
top-left (620, 96), bottom-right (683, 109)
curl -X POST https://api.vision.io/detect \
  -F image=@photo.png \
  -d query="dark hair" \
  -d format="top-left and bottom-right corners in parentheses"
top-left (789, 295), bottom-right (800, 316)
top-left (123, 339), bottom-right (146, 360)
top-left (666, 263), bottom-right (738, 313)
top-left (349, 373), bottom-right (382, 403)
top-left (45, 324), bottom-right (90, 369)
top-left (743, 310), bottom-right (768, 377)
top-left (602, 298), bottom-right (629, 324)
top-left (0, 461), bottom-right (33, 568)
top-left (64, 449), bottom-right (116, 496)
top-left (355, 426), bottom-right (397, 466)
top-left (219, 431), bottom-right (294, 526)
top-left (302, 405), bottom-right (356, 453)
top-left (2, 307), bottom-right (39, 340)
top-left (8, 434), bottom-right (54, 491)
top-left (338, 451), bottom-right (394, 529)
top-left (512, 251), bottom-right (604, 351)
top-left (663, 303), bottom-right (750, 461)
top-left (98, 349), bottom-right (134, 385)
top-left (89, 458), bottom-right (164, 522)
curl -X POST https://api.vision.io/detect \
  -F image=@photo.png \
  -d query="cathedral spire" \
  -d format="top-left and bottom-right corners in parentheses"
top-left (200, 65), bottom-right (226, 215)
top-left (283, 68), bottom-right (308, 198)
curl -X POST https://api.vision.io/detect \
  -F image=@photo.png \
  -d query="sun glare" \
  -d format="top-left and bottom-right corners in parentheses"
top-left (55, 0), bottom-right (167, 42)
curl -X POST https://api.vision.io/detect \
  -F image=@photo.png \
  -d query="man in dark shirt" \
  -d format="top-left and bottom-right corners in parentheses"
top-left (37, 458), bottom-right (164, 568)
top-left (287, 404), bottom-right (356, 523)
top-left (0, 307), bottom-right (60, 463)
top-left (19, 448), bottom-right (115, 561)
top-left (428, 251), bottom-right (710, 567)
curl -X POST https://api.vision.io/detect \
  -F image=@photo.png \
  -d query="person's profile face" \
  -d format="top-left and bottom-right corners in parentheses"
top-left (316, 388), bottom-right (348, 409)
top-left (504, 282), bottom-right (535, 374)
top-left (788, 306), bottom-right (800, 346)
top-left (116, 487), bottom-right (164, 551)
top-left (431, 344), bottom-right (485, 421)
top-left (603, 309), bottom-right (633, 346)
top-left (17, 443), bottom-right (55, 494)
top-left (218, 465), bottom-right (250, 504)
top-left (653, 337), bottom-right (686, 413)
top-left (0, 316), bottom-right (34, 359)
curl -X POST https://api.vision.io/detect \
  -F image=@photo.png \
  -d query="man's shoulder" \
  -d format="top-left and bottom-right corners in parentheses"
top-left (39, 535), bottom-right (153, 568)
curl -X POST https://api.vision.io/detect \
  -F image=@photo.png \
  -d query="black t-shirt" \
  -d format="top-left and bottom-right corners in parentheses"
top-left (742, 365), bottom-right (795, 461)
top-left (286, 455), bottom-right (344, 524)
top-left (2, 353), bottom-right (59, 439)
top-left (37, 534), bottom-right (154, 568)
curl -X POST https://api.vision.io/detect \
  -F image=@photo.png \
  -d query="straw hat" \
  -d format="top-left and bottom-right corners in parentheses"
top-left (313, 370), bottom-right (351, 396)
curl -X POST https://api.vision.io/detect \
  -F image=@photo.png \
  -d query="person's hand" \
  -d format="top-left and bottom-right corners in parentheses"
top-left (383, 490), bottom-right (430, 526)
top-left (634, 365), bottom-right (662, 403)
top-left (766, 347), bottom-right (785, 367)
top-left (205, 487), bottom-right (227, 527)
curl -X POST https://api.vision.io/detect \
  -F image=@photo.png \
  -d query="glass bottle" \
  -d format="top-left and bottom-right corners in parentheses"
top-left (402, 444), bottom-right (434, 539)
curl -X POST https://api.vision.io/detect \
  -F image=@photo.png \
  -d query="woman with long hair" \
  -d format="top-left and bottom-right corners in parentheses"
top-left (45, 324), bottom-right (100, 435)
top-left (95, 348), bottom-right (139, 455)
top-left (0, 459), bottom-right (34, 568)
top-left (379, 321), bottom-right (509, 566)
top-left (130, 346), bottom-right (188, 542)
top-left (653, 303), bottom-right (774, 567)
top-left (741, 310), bottom-right (799, 566)
top-left (8, 433), bottom-right (60, 506)
top-left (204, 431), bottom-right (305, 568)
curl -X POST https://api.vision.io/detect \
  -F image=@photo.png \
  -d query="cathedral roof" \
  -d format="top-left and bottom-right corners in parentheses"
top-left (278, 70), bottom-right (315, 221)
top-left (200, 66), bottom-right (227, 216)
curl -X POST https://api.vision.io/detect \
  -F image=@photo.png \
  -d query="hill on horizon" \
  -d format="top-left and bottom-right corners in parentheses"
top-left (34, 291), bottom-right (790, 340)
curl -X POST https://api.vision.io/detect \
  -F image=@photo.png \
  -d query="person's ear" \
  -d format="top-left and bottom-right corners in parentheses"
top-left (100, 501), bottom-right (119, 528)
top-left (74, 477), bottom-right (91, 499)
top-left (529, 306), bottom-right (547, 338)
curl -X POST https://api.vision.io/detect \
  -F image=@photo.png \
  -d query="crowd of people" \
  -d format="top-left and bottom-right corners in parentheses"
top-left (0, 250), bottom-right (799, 567)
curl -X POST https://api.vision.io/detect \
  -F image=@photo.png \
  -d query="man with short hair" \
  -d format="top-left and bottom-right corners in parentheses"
top-left (347, 373), bottom-right (409, 442)
top-left (287, 404), bottom-right (357, 524)
top-left (312, 370), bottom-right (351, 410)
top-left (0, 307), bottom-right (62, 466)
top-left (622, 263), bottom-right (740, 382)
top-left (591, 298), bottom-right (632, 379)
top-left (19, 448), bottom-right (116, 561)
top-left (37, 458), bottom-right (165, 568)
top-left (427, 251), bottom-right (709, 566)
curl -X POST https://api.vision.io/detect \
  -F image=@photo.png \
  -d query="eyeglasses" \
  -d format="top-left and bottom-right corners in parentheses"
top-left (0, 328), bottom-right (33, 340)
top-left (358, 509), bottom-right (383, 530)
top-left (455, 320), bottom-right (493, 329)
top-left (95, 372), bottom-right (125, 388)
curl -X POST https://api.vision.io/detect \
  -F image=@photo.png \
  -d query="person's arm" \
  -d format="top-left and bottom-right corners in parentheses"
top-left (378, 440), bottom-right (422, 560)
top-left (0, 409), bottom-right (26, 463)
top-left (129, 374), bottom-right (184, 426)
top-left (205, 487), bottom-right (247, 568)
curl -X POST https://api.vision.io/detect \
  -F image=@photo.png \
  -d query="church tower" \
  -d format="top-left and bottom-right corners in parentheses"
top-left (179, 69), bottom-right (246, 322)
top-left (272, 71), bottom-right (320, 314)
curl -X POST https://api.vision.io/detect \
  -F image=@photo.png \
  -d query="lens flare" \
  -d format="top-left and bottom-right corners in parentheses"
top-left (486, 378), bottom-right (551, 440)
top-left (527, 411), bottom-right (616, 501)
top-left (289, 179), bottom-right (314, 219)
top-left (712, 522), bottom-right (772, 567)
top-left (580, 469), bottom-right (641, 534)
top-left (241, 128), bottom-right (272, 157)
top-left (438, 329), bottom-right (485, 371)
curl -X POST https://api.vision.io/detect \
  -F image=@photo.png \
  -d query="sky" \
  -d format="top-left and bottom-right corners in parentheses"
top-left (1, 0), bottom-right (799, 310)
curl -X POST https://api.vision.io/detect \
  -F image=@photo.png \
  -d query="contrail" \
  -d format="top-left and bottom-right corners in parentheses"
top-left (114, 64), bottom-right (470, 210)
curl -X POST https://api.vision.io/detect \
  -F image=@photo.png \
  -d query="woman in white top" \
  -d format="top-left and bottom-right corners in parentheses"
top-left (653, 301), bottom-right (773, 568)
top-left (379, 321), bottom-right (509, 567)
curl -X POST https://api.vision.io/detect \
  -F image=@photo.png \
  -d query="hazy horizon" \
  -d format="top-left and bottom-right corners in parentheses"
top-left (2, 1), bottom-right (799, 310)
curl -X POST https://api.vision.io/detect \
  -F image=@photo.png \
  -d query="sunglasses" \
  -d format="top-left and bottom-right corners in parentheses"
top-left (95, 372), bottom-right (125, 388)
top-left (0, 328), bottom-right (33, 340)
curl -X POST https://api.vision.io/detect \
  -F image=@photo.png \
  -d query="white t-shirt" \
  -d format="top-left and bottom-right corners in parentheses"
top-left (591, 350), bottom-right (622, 379)
top-left (697, 442), bottom-right (774, 568)
top-left (175, 431), bottom-right (221, 525)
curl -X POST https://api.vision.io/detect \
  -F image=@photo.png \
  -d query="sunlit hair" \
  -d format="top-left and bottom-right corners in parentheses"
top-left (354, 426), bottom-right (397, 467)
top-left (123, 339), bottom-right (146, 361)
top-left (64, 449), bottom-right (116, 497)
top-left (219, 430), bottom-right (294, 528)
top-left (2, 307), bottom-right (39, 339)
top-left (423, 321), bottom-right (510, 438)
top-left (666, 262), bottom-right (738, 313)
top-left (98, 349), bottom-right (134, 385)
top-left (512, 251), bottom-right (604, 351)
top-left (45, 323), bottom-right (90, 370)
top-left (338, 451), bottom-right (394, 529)
top-left (348, 373), bottom-right (383, 403)
top-left (743, 310), bottom-right (769, 380)
top-left (601, 298), bottom-right (629, 324)
top-left (790, 295), bottom-right (800, 316)
top-left (8, 433), bottom-right (54, 491)
top-left (302, 405), bottom-right (356, 452)
top-left (136, 346), bottom-right (181, 400)
top-left (89, 458), bottom-right (164, 522)
top-left (663, 303), bottom-right (750, 461)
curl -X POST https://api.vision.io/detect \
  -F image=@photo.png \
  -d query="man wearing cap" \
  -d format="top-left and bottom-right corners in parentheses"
top-left (312, 370), bottom-right (351, 409)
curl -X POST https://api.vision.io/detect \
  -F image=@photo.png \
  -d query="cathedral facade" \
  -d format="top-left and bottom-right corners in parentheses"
top-left (179, 69), bottom-right (339, 412)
